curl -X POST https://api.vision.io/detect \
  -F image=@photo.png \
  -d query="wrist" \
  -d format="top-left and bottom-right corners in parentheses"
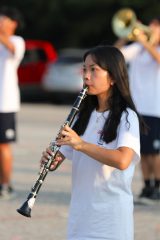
top-left (76, 140), bottom-right (87, 152)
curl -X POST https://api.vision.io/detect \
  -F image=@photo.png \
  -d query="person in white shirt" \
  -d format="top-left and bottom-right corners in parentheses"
top-left (0, 6), bottom-right (25, 199)
top-left (41, 45), bottom-right (145, 240)
top-left (115, 17), bottom-right (160, 203)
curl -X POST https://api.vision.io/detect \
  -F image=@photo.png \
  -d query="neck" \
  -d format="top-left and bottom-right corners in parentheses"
top-left (96, 93), bottom-right (110, 112)
top-left (96, 107), bottom-right (108, 113)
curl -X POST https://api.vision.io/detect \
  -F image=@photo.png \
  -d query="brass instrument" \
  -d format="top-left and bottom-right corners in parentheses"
top-left (112, 8), bottom-right (151, 41)
top-left (17, 86), bottom-right (88, 217)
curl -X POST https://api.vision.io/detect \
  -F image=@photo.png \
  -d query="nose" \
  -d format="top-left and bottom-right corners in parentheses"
top-left (83, 69), bottom-right (90, 81)
top-left (82, 68), bottom-right (92, 87)
top-left (83, 75), bottom-right (90, 87)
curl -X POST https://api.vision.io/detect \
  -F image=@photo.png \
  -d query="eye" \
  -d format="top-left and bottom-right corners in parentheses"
top-left (91, 66), bottom-right (95, 72)
top-left (82, 67), bottom-right (86, 73)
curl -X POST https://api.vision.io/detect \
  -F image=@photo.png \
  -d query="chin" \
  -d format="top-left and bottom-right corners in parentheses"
top-left (87, 92), bottom-right (96, 96)
top-left (86, 89), bottom-right (93, 94)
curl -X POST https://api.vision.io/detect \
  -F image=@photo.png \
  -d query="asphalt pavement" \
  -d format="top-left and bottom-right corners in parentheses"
top-left (0, 103), bottom-right (159, 240)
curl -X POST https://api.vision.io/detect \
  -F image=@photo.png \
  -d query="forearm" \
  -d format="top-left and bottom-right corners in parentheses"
top-left (79, 141), bottom-right (133, 170)
top-left (56, 124), bottom-right (135, 170)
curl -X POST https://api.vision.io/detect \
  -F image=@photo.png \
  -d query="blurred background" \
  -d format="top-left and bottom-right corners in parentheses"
top-left (1, 0), bottom-right (160, 103)
top-left (1, 0), bottom-right (159, 48)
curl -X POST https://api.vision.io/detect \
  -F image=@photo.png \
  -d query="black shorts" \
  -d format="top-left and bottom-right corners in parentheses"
top-left (0, 113), bottom-right (16, 143)
top-left (140, 116), bottom-right (160, 154)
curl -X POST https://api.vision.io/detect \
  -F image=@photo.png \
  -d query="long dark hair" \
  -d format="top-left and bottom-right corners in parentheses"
top-left (73, 45), bottom-right (145, 143)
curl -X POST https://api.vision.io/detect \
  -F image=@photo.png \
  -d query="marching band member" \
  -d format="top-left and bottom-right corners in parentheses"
top-left (41, 45), bottom-right (145, 240)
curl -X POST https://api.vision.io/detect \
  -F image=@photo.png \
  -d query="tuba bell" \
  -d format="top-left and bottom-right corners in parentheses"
top-left (111, 8), bottom-right (151, 41)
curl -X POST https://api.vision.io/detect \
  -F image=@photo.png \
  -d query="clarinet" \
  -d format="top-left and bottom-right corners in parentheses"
top-left (17, 86), bottom-right (88, 217)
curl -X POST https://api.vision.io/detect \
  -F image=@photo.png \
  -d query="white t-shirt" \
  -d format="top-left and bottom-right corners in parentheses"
top-left (121, 43), bottom-right (160, 117)
top-left (0, 35), bottom-right (25, 112)
top-left (60, 108), bottom-right (140, 240)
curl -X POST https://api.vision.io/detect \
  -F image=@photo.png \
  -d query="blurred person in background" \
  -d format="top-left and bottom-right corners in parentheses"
top-left (41, 45), bottom-right (145, 240)
top-left (115, 17), bottom-right (160, 203)
top-left (0, 6), bottom-right (25, 199)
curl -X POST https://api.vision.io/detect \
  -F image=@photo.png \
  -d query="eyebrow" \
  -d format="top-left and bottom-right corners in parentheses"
top-left (83, 64), bottom-right (96, 67)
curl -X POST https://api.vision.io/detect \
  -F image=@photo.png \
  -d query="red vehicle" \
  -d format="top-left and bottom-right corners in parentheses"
top-left (18, 40), bottom-right (58, 99)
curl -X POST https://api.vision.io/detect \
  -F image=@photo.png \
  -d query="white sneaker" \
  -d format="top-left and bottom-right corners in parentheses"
top-left (0, 187), bottom-right (16, 200)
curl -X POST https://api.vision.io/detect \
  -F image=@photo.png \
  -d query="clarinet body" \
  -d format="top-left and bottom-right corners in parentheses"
top-left (17, 87), bottom-right (88, 217)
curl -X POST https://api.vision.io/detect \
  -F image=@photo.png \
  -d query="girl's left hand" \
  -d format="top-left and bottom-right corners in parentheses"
top-left (56, 125), bottom-right (84, 151)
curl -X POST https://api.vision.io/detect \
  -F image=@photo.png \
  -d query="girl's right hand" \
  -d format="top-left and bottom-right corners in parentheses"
top-left (40, 147), bottom-right (65, 171)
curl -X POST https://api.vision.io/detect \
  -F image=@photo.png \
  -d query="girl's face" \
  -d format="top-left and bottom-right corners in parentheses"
top-left (83, 54), bottom-right (114, 97)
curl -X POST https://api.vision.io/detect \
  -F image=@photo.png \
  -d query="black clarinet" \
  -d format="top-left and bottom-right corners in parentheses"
top-left (17, 86), bottom-right (88, 217)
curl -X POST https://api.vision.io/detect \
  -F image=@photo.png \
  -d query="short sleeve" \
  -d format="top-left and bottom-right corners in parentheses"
top-left (117, 109), bottom-right (140, 162)
top-left (10, 36), bottom-right (25, 65)
top-left (60, 145), bottom-right (73, 161)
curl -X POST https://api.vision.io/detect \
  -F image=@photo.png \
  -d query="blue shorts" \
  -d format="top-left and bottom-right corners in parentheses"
top-left (0, 113), bottom-right (16, 143)
top-left (140, 116), bottom-right (160, 154)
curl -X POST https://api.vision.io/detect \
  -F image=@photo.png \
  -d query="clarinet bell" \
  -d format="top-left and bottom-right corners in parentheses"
top-left (17, 193), bottom-right (36, 217)
top-left (17, 200), bottom-right (32, 217)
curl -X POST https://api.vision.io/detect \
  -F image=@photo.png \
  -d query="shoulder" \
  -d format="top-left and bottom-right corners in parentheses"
top-left (121, 43), bottom-right (142, 61)
top-left (10, 35), bottom-right (25, 47)
top-left (10, 35), bottom-right (24, 42)
top-left (121, 108), bottom-right (138, 118)
top-left (121, 43), bottom-right (142, 56)
top-left (122, 42), bottom-right (141, 50)
top-left (120, 108), bottom-right (139, 127)
top-left (10, 35), bottom-right (25, 58)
